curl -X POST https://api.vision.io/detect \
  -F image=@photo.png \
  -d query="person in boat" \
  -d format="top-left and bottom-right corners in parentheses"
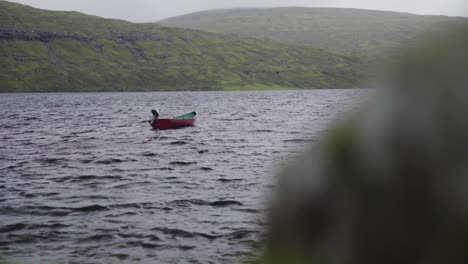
top-left (149, 109), bottom-right (159, 125)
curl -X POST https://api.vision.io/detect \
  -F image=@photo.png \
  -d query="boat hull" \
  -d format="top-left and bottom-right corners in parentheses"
top-left (150, 118), bottom-right (195, 130)
top-left (149, 111), bottom-right (197, 130)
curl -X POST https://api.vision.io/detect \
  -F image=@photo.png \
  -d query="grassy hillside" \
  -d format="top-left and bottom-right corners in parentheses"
top-left (160, 7), bottom-right (467, 56)
top-left (0, 1), bottom-right (365, 92)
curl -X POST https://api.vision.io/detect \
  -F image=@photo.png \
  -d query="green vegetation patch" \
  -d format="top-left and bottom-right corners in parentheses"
top-left (0, 1), bottom-right (368, 92)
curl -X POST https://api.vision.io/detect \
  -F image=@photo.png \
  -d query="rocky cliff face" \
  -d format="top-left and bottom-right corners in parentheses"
top-left (264, 24), bottom-right (468, 264)
top-left (0, 30), bottom-right (94, 42)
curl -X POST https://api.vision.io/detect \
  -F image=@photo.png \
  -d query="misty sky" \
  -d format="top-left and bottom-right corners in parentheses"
top-left (8, 0), bottom-right (468, 22)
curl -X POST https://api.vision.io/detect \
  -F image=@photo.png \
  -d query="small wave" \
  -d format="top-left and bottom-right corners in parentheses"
top-left (111, 181), bottom-right (154, 189)
top-left (209, 200), bottom-right (243, 207)
top-left (111, 253), bottom-right (129, 260)
top-left (49, 210), bottom-right (70, 216)
top-left (37, 158), bottom-right (68, 164)
top-left (66, 195), bottom-right (111, 200)
top-left (81, 175), bottom-right (122, 182)
top-left (217, 178), bottom-right (243, 183)
top-left (1, 207), bottom-right (68, 217)
top-left (6, 113), bottom-right (19, 118)
top-left (0, 222), bottom-right (71, 233)
top-left (140, 242), bottom-right (164, 249)
top-left (0, 205), bottom-right (62, 216)
top-left (233, 208), bottom-right (260, 214)
top-left (283, 139), bottom-right (310, 143)
top-left (17, 130), bottom-right (35, 135)
top-left (200, 167), bottom-right (213, 171)
top-left (155, 136), bottom-right (171, 140)
top-left (197, 150), bottom-right (209, 154)
top-left (169, 199), bottom-right (243, 207)
top-left (153, 227), bottom-right (221, 240)
top-left (168, 180), bottom-right (199, 186)
top-left (141, 152), bottom-right (158, 157)
top-left (168, 199), bottom-right (208, 207)
top-left (170, 141), bottom-right (188, 145)
top-left (0, 165), bottom-right (17, 170)
top-left (108, 202), bottom-right (159, 210)
top-left (70, 129), bottom-right (96, 135)
top-left (124, 241), bottom-right (166, 249)
top-left (29, 223), bottom-right (70, 230)
top-left (18, 191), bottom-right (60, 198)
top-left (72, 204), bottom-right (110, 212)
top-left (76, 175), bottom-right (112, 182)
top-left (10, 204), bottom-right (110, 215)
top-left (94, 158), bottom-right (126, 165)
top-left (224, 230), bottom-right (256, 241)
top-left (169, 161), bottom-right (197, 166)
top-left (19, 192), bottom-right (35, 198)
top-left (105, 212), bottom-right (137, 218)
top-left (0, 223), bottom-right (28, 232)
top-left (52, 175), bottom-right (121, 183)
top-left (179, 245), bottom-right (196, 250)
top-left (152, 227), bottom-right (195, 238)
top-left (6, 234), bottom-right (50, 244)
top-left (195, 232), bottom-right (222, 240)
top-left (252, 130), bottom-right (274, 133)
top-left (80, 234), bottom-right (115, 242)
top-left (43, 192), bottom-right (61, 196)
top-left (159, 167), bottom-right (174, 171)
top-left (117, 233), bottom-right (161, 241)
top-left (219, 118), bottom-right (245, 121)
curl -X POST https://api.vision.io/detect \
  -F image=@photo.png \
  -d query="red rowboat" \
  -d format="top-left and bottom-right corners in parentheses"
top-left (149, 111), bottom-right (197, 130)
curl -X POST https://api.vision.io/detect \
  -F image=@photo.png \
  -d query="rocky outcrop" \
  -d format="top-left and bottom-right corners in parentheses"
top-left (0, 30), bottom-right (169, 43)
top-left (0, 30), bottom-right (95, 42)
top-left (115, 32), bottom-right (166, 42)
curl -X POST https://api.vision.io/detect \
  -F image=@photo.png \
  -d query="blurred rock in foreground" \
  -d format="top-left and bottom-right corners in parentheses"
top-left (263, 24), bottom-right (468, 264)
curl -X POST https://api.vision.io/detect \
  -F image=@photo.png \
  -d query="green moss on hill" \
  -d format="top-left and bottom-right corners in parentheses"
top-left (0, 1), bottom-right (365, 92)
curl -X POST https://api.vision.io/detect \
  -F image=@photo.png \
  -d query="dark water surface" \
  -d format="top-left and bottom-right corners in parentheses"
top-left (0, 90), bottom-right (368, 264)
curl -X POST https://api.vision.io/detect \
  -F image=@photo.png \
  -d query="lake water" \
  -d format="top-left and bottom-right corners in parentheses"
top-left (0, 89), bottom-right (368, 264)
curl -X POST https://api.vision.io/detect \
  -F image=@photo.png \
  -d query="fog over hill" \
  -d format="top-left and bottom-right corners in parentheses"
top-left (6, 0), bottom-right (468, 22)
top-left (160, 7), bottom-right (468, 55)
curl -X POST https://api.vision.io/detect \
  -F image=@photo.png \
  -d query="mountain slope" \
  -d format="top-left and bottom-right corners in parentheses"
top-left (160, 7), bottom-right (467, 56)
top-left (0, 1), bottom-right (365, 92)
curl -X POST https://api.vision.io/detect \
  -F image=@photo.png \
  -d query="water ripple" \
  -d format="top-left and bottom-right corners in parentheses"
top-left (0, 90), bottom-right (368, 263)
